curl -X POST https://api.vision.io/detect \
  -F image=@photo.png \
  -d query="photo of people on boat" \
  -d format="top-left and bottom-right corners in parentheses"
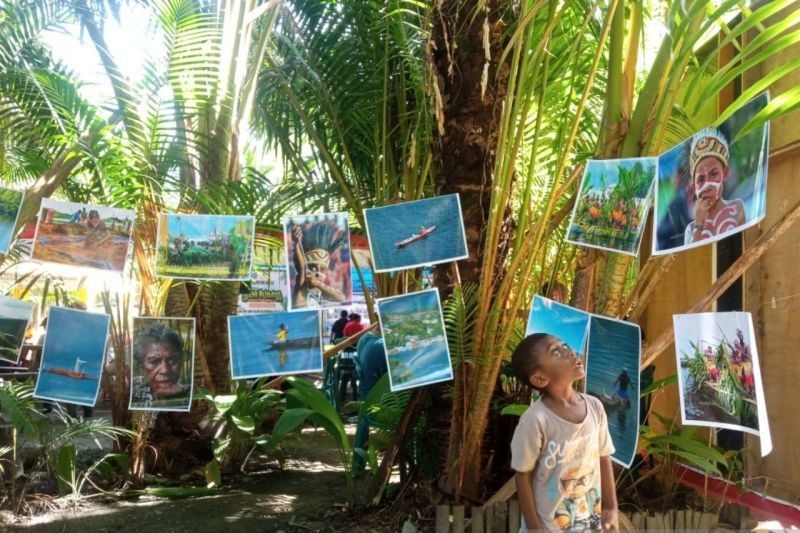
top-left (584, 315), bottom-right (641, 468)
top-left (566, 158), bottom-right (657, 256)
top-left (525, 295), bottom-right (590, 364)
top-left (156, 214), bottom-right (255, 280)
top-left (654, 92), bottom-right (770, 255)
top-left (129, 317), bottom-right (195, 412)
top-left (228, 310), bottom-right (323, 379)
top-left (0, 296), bottom-right (34, 363)
top-left (364, 194), bottom-right (468, 273)
top-left (33, 307), bottom-right (111, 406)
top-left (377, 289), bottom-right (453, 392)
top-left (284, 213), bottom-right (352, 311)
top-left (0, 187), bottom-right (24, 254)
top-left (31, 199), bottom-right (135, 273)
top-left (674, 312), bottom-right (772, 455)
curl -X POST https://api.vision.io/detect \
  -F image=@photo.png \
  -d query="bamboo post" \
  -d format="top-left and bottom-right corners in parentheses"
top-left (436, 505), bottom-right (451, 533)
top-left (471, 507), bottom-right (484, 533)
top-left (453, 505), bottom-right (466, 533)
top-left (493, 501), bottom-right (507, 531)
top-left (508, 499), bottom-right (520, 533)
top-left (483, 505), bottom-right (494, 532)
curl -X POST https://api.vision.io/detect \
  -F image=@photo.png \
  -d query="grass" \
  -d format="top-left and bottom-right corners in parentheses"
top-left (156, 264), bottom-right (249, 278)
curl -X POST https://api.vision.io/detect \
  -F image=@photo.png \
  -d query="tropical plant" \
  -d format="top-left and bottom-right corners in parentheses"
top-left (0, 381), bottom-right (133, 504)
top-left (2, 0), bottom-right (800, 505)
top-left (198, 379), bottom-right (284, 484)
top-left (273, 376), bottom-right (356, 502)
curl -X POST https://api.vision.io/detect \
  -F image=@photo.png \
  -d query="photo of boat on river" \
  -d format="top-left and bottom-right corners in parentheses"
top-left (377, 289), bottom-right (453, 392)
top-left (229, 310), bottom-right (322, 379)
top-left (34, 307), bottom-right (110, 406)
top-left (364, 194), bottom-right (468, 272)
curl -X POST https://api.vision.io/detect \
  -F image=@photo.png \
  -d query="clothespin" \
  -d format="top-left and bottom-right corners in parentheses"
top-left (771, 296), bottom-right (776, 309)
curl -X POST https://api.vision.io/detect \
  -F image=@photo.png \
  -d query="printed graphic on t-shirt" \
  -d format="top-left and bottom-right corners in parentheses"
top-left (543, 431), bottom-right (602, 530)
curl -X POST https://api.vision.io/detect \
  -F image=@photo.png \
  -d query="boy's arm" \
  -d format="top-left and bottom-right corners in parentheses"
top-left (515, 471), bottom-right (542, 531)
top-left (599, 455), bottom-right (618, 532)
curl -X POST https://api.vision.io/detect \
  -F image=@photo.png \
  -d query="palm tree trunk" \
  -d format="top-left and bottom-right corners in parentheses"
top-left (432, 0), bottom-right (512, 500)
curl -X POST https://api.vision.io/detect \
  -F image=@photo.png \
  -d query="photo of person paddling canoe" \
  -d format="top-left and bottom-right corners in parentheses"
top-left (228, 310), bottom-right (323, 379)
top-left (364, 194), bottom-right (468, 273)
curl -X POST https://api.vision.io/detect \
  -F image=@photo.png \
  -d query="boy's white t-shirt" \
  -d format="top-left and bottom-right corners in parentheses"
top-left (510, 394), bottom-right (615, 532)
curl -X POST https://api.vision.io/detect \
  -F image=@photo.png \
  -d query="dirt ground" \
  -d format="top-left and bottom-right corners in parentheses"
top-left (4, 425), bottom-right (392, 533)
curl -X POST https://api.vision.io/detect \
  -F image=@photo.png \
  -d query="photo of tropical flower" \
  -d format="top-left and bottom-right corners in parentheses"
top-left (674, 312), bottom-right (772, 455)
top-left (566, 157), bottom-right (657, 256)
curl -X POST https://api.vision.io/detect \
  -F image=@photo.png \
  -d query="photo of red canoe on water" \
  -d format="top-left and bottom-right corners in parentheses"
top-left (364, 194), bottom-right (468, 272)
top-left (44, 357), bottom-right (96, 380)
top-left (34, 307), bottom-right (110, 407)
top-left (395, 226), bottom-right (436, 248)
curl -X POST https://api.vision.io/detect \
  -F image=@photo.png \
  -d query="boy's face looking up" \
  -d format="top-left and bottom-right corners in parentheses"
top-left (528, 335), bottom-right (585, 390)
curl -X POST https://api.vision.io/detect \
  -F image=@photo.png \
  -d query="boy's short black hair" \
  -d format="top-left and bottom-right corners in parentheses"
top-left (511, 333), bottom-right (551, 390)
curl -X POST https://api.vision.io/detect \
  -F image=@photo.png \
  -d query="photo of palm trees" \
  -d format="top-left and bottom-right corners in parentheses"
top-left (156, 214), bottom-right (255, 280)
top-left (674, 312), bottom-right (772, 456)
top-left (566, 158), bottom-right (657, 256)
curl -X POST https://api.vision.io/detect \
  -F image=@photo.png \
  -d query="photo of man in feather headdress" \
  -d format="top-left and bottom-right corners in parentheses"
top-left (284, 213), bottom-right (352, 310)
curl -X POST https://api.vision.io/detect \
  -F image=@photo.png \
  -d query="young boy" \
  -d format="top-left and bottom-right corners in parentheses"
top-left (510, 333), bottom-right (618, 532)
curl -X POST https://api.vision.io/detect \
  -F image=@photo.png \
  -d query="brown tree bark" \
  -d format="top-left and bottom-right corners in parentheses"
top-left (431, 0), bottom-right (512, 501)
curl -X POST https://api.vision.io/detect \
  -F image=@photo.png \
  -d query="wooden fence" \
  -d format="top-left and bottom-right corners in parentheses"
top-left (435, 501), bottom-right (520, 533)
top-left (434, 501), bottom-right (720, 532)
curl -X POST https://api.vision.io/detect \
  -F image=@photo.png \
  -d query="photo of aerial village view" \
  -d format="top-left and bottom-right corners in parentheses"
top-left (378, 290), bottom-right (453, 391)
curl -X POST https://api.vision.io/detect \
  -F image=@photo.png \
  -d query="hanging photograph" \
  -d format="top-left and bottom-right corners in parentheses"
top-left (238, 236), bottom-right (288, 314)
top-left (129, 317), bottom-right (196, 412)
top-left (364, 194), bottom-right (469, 272)
top-left (0, 188), bottom-right (24, 254)
top-left (155, 214), bottom-right (256, 280)
top-left (525, 295), bottom-right (590, 359)
top-left (584, 315), bottom-right (641, 468)
top-left (0, 296), bottom-right (34, 363)
top-left (34, 307), bottom-right (110, 406)
top-left (674, 312), bottom-right (772, 455)
top-left (31, 199), bottom-right (135, 272)
top-left (566, 158), bottom-right (657, 256)
top-left (377, 289), bottom-right (453, 392)
top-left (284, 213), bottom-right (352, 310)
top-left (228, 310), bottom-right (322, 379)
top-left (653, 92), bottom-right (770, 255)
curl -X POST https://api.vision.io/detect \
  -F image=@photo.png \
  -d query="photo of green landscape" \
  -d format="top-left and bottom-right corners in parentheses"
top-left (156, 214), bottom-right (255, 280)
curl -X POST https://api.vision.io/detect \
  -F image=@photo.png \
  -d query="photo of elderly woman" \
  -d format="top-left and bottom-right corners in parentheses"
top-left (129, 317), bottom-right (196, 411)
top-left (653, 92), bottom-right (770, 255)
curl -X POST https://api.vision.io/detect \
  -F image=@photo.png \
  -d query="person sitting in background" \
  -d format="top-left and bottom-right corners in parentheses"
top-left (338, 313), bottom-right (366, 405)
top-left (330, 310), bottom-right (349, 344)
top-left (352, 332), bottom-right (388, 476)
